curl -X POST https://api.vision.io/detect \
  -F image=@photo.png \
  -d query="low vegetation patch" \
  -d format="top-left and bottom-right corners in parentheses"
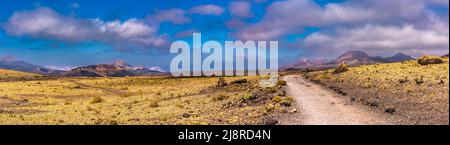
top-left (333, 63), bottom-right (349, 74)
top-left (418, 55), bottom-right (444, 65)
top-left (90, 96), bottom-right (104, 104)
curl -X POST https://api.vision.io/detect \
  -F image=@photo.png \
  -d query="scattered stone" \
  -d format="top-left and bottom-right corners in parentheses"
top-left (438, 80), bottom-right (445, 85)
top-left (109, 120), bottom-right (119, 125)
top-left (415, 77), bottom-right (424, 85)
top-left (366, 101), bottom-right (379, 108)
top-left (217, 78), bottom-right (227, 88)
top-left (329, 86), bottom-right (347, 96)
top-left (398, 78), bottom-right (409, 84)
top-left (289, 109), bottom-right (298, 114)
top-left (182, 113), bottom-right (191, 118)
top-left (259, 74), bottom-right (278, 88)
top-left (350, 97), bottom-right (357, 102)
top-left (265, 118), bottom-right (279, 125)
top-left (385, 108), bottom-right (396, 114)
top-left (230, 79), bottom-right (248, 85)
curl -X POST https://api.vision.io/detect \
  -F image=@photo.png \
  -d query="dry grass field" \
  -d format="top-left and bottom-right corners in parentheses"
top-left (304, 57), bottom-right (449, 124)
top-left (0, 69), bottom-right (42, 80)
top-left (0, 74), bottom-right (293, 125)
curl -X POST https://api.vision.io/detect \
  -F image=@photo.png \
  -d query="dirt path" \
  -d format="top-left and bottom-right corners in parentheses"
top-left (279, 75), bottom-right (393, 125)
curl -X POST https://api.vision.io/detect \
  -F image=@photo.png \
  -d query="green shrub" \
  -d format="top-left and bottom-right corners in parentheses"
top-left (334, 63), bottom-right (349, 74)
top-left (280, 96), bottom-right (295, 106)
top-left (277, 80), bottom-right (287, 86)
top-left (90, 96), bottom-right (104, 104)
top-left (241, 93), bottom-right (255, 101)
top-left (272, 96), bottom-right (282, 103)
top-left (265, 87), bottom-right (277, 93)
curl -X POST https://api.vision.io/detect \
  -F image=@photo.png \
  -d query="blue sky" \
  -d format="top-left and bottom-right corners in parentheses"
top-left (0, 0), bottom-right (448, 70)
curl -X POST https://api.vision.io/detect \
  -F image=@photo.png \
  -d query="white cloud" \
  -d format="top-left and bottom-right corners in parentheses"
top-left (45, 65), bottom-right (77, 71)
top-left (428, 0), bottom-right (450, 6)
top-left (235, 0), bottom-right (444, 40)
top-left (3, 7), bottom-right (167, 49)
top-left (150, 9), bottom-right (191, 24)
top-left (189, 4), bottom-right (225, 16)
top-left (229, 1), bottom-right (252, 18)
top-left (302, 24), bottom-right (449, 57)
top-left (70, 3), bottom-right (80, 9)
top-left (233, 0), bottom-right (449, 57)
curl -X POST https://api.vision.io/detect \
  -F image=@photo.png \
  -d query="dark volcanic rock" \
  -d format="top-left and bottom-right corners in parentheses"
top-left (385, 108), bottom-right (396, 114)
top-left (230, 79), bottom-right (248, 85)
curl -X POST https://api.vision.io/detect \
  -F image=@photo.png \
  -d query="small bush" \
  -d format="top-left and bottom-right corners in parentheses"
top-left (120, 92), bottom-right (133, 98)
top-left (230, 79), bottom-right (248, 85)
top-left (212, 94), bottom-right (229, 101)
top-left (277, 80), bottom-right (287, 86)
top-left (265, 87), bottom-right (277, 93)
top-left (149, 100), bottom-right (159, 108)
top-left (64, 101), bottom-right (72, 105)
top-left (90, 96), bottom-right (104, 104)
top-left (265, 104), bottom-right (275, 112)
top-left (272, 96), bottom-right (282, 103)
top-left (398, 77), bottom-right (409, 84)
top-left (418, 56), bottom-right (444, 65)
top-left (415, 77), bottom-right (424, 85)
top-left (280, 96), bottom-right (295, 106)
top-left (334, 63), bottom-right (349, 74)
top-left (241, 93), bottom-right (255, 101)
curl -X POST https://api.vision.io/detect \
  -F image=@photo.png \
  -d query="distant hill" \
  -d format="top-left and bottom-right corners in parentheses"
top-left (384, 52), bottom-right (414, 62)
top-left (286, 58), bottom-right (327, 71)
top-left (0, 58), bottom-right (64, 76)
top-left (443, 54), bottom-right (449, 58)
top-left (63, 60), bottom-right (165, 77)
top-left (292, 58), bottom-right (316, 68)
top-left (287, 51), bottom-right (414, 71)
top-left (327, 51), bottom-right (381, 66)
top-left (0, 68), bottom-right (42, 80)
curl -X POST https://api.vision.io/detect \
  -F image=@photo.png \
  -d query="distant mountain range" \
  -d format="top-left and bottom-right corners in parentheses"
top-left (63, 60), bottom-right (166, 77)
top-left (0, 57), bottom-right (165, 77)
top-left (287, 51), bottom-right (414, 71)
top-left (0, 58), bottom-right (64, 76)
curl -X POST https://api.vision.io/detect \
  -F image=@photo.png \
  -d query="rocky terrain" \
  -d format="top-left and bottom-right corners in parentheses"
top-left (303, 56), bottom-right (449, 124)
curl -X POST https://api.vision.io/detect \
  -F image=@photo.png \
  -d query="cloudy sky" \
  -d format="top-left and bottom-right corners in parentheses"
top-left (0, 0), bottom-right (448, 70)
